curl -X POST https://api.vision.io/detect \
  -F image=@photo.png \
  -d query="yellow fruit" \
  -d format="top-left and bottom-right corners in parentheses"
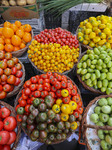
top-left (101, 19), bottom-right (107, 24)
top-left (95, 28), bottom-right (101, 35)
top-left (79, 22), bottom-right (84, 27)
top-left (89, 41), bottom-right (95, 48)
top-left (83, 40), bottom-right (88, 45)
top-left (78, 32), bottom-right (83, 36)
top-left (86, 22), bottom-right (92, 29)
top-left (85, 28), bottom-right (92, 34)
top-left (89, 17), bottom-right (96, 22)
top-left (105, 42), bottom-right (111, 48)
top-left (91, 21), bottom-right (99, 27)
top-left (98, 39), bottom-right (106, 46)
top-left (100, 33), bottom-right (106, 39)
top-left (106, 23), bottom-right (112, 29)
top-left (93, 37), bottom-right (101, 43)
top-left (89, 32), bottom-right (96, 39)
top-left (103, 28), bottom-right (111, 35)
top-left (107, 36), bottom-right (112, 43)
top-left (78, 36), bottom-right (83, 42)
top-left (84, 35), bottom-right (89, 41)
top-left (98, 24), bottom-right (106, 29)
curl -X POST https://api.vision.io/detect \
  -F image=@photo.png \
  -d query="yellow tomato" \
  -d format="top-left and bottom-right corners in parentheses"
top-left (61, 113), bottom-right (69, 121)
top-left (89, 32), bottom-right (96, 39)
top-left (69, 101), bottom-right (77, 110)
top-left (56, 99), bottom-right (63, 106)
top-left (71, 122), bottom-right (78, 130)
top-left (61, 89), bottom-right (69, 97)
top-left (61, 104), bottom-right (71, 114)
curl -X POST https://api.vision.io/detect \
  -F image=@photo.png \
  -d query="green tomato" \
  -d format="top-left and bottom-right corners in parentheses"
top-left (109, 68), bottom-right (112, 73)
top-left (107, 62), bottom-right (112, 68)
top-left (108, 82), bottom-right (112, 88)
top-left (17, 107), bottom-right (25, 115)
top-left (99, 54), bottom-right (106, 59)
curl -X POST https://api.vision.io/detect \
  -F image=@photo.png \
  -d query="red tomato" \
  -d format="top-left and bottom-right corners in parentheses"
top-left (22, 94), bottom-right (28, 100)
top-left (51, 86), bottom-right (57, 92)
top-left (71, 89), bottom-right (77, 96)
top-left (18, 97), bottom-right (23, 103)
top-left (34, 90), bottom-right (41, 97)
top-left (67, 83), bottom-right (73, 89)
top-left (22, 89), bottom-right (25, 94)
top-left (0, 61), bottom-right (7, 69)
top-left (25, 80), bottom-right (31, 87)
top-left (4, 116), bottom-right (17, 131)
top-left (29, 92), bottom-right (35, 98)
top-left (19, 100), bottom-right (27, 107)
top-left (35, 75), bottom-right (40, 80)
top-left (3, 84), bottom-right (11, 92)
top-left (3, 145), bottom-right (10, 150)
top-left (73, 111), bottom-right (79, 118)
top-left (3, 59), bottom-right (7, 63)
top-left (27, 99), bottom-right (32, 104)
top-left (30, 84), bottom-right (36, 91)
top-left (66, 88), bottom-right (72, 95)
top-left (0, 121), bottom-right (3, 131)
top-left (47, 71), bottom-right (53, 76)
top-left (14, 77), bottom-right (21, 86)
top-left (43, 83), bottom-right (50, 91)
top-left (16, 70), bottom-right (23, 78)
top-left (41, 91), bottom-right (48, 98)
top-left (44, 79), bottom-right (50, 83)
top-left (15, 63), bottom-right (22, 70)
top-left (56, 75), bottom-right (62, 81)
top-left (16, 114), bottom-right (22, 122)
top-left (30, 76), bottom-right (38, 84)
top-left (7, 131), bottom-right (16, 145)
top-left (7, 60), bottom-right (14, 68)
top-left (49, 92), bottom-right (55, 98)
top-left (54, 81), bottom-right (61, 89)
top-left (50, 78), bottom-right (57, 85)
top-left (25, 105), bottom-right (30, 113)
top-left (7, 75), bottom-right (16, 85)
top-left (54, 73), bottom-right (58, 78)
top-left (30, 97), bottom-right (35, 103)
top-left (38, 79), bottom-right (44, 84)
top-left (1, 107), bottom-right (11, 118)
top-left (73, 85), bottom-right (77, 91)
top-left (4, 68), bottom-right (11, 76)
top-left (40, 98), bottom-right (44, 103)
top-left (11, 67), bottom-right (17, 75)
top-left (72, 95), bottom-right (81, 103)
top-left (15, 104), bottom-right (20, 112)
top-left (61, 81), bottom-right (67, 88)
top-left (0, 131), bottom-right (10, 144)
top-left (62, 97), bottom-right (70, 104)
top-left (78, 101), bottom-right (83, 107)
top-left (0, 145), bottom-right (3, 149)
top-left (1, 74), bottom-right (7, 82)
top-left (1, 81), bottom-right (7, 86)
top-left (40, 74), bottom-right (48, 79)
top-left (11, 57), bottom-right (18, 64)
top-left (56, 90), bottom-right (61, 97)
top-left (24, 88), bottom-right (31, 96)
top-left (0, 85), bottom-right (3, 92)
top-left (49, 75), bottom-right (54, 81)
top-left (5, 53), bottom-right (12, 60)
top-left (0, 52), bottom-right (5, 59)
top-left (0, 68), bottom-right (3, 75)
top-left (9, 85), bottom-right (14, 92)
top-left (78, 107), bottom-right (83, 114)
top-left (37, 84), bottom-right (43, 91)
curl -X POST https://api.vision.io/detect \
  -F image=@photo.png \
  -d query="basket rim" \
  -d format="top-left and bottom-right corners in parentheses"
top-left (82, 95), bottom-right (112, 150)
top-left (0, 101), bottom-right (21, 150)
top-left (14, 72), bottom-right (83, 145)
top-left (27, 42), bottom-right (82, 75)
top-left (6, 59), bottom-right (25, 98)
top-left (76, 51), bottom-right (108, 95)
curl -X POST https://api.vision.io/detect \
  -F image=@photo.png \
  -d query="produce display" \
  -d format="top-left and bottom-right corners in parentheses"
top-left (1, 0), bottom-right (36, 6)
top-left (77, 46), bottom-right (112, 94)
top-left (0, 21), bottom-right (32, 52)
top-left (28, 28), bottom-right (80, 73)
top-left (0, 105), bottom-right (17, 150)
top-left (90, 97), bottom-right (112, 150)
top-left (77, 15), bottom-right (112, 48)
top-left (15, 72), bottom-right (83, 144)
top-left (0, 51), bottom-right (23, 99)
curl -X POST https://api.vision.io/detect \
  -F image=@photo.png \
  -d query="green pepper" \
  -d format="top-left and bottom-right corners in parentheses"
top-left (17, 107), bottom-right (24, 115)
top-left (33, 98), bottom-right (41, 107)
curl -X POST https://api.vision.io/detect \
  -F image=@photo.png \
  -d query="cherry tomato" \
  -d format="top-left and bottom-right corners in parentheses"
top-left (27, 99), bottom-right (32, 104)
top-left (78, 101), bottom-right (83, 107)
top-left (49, 75), bottom-right (54, 80)
top-left (40, 98), bottom-right (44, 103)
top-left (35, 75), bottom-right (40, 80)
top-left (67, 83), bottom-right (73, 89)
top-left (54, 81), bottom-right (61, 89)
top-left (9, 85), bottom-right (14, 92)
top-left (50, 78), bottom-right (57, 85)
top-left (25, 105), bottom-right (30, 113)
top-left (66, 88), bottom-right (72, 95)
top-left (72, 95), bottom-right (81, 103)
top-left (71, 89), bottom-right (77, 96)
top-left (11, 57), bottom-right (18, 64)
top-left (7, 75), bottom-right (16, 85)
top-left (44, 79), bottom-right (50, 83)
top-left (1, 74), bottom-right (7, 82)
top-left (15, 63), bottom-right (22, 70)
top-left (34, 90), bottom-right (41, 97)
top-left (11, 67), bottom-right (17, 75)
top-left (73, 111), bottom-right (79, 118)
top-left (78, 107), bottom-right (83, 114)
top-left (7, 60), bottom-right (14, 68)
top-left (4, 68), bottom-right (11, 76)
top-left (19, 100), bottom-right (27, 107)
top-left (29, 92), bottom-right (35, 98)
top-left (0, 121), bottom-right (3, 131)
top-left (0, 85), bottom-right (3, 91)
top-left (56, 90), bottom-right (61, 97)
top-left (5, 52), bottom-right (12, 60)
top-left (0, 61), bottom-right (7, 69)
top-left (38, 79), bottom-right (44, 84)
top-left (47, 71), bottom-right (53, 76)
top-left (30, 76), bottom-right (38, 84)
top-left (0, 91), bottom-right (7, 99)
top-left (1, 81), bottom-right (7, 86)
top-left (56, 75), bottom-right (62, 81)
top-left (0, 52), bottom-right (5, 59)
top-left (14, 77), bottom-right (21, 86)
top-left (25, 80), bottom-right (31, 87)
top-left (30, 84), bottom-right (36, 91)
top-left (16, 114), bottom-right (22, 122)
top-left (40, 74), bottom-right (48, 79)
top-left (15, 104), bottom-right (20, 112)
top-left (18, 97), bottom-right (23, 103)
top-left (22, 94), bottom-right (28, 100)
top-left (37, 84), bottom-right (43, 91)
top-left (43, 83), bottom-right (50, 91)
top-left (24, 88), bottom-right (31, 96)
top-left (54, 73), bottom-right (58, 78)
top-left (61, 81), bottom-right (67, 88)
top-left (16, 70), bottom-right (23, 78)
top-left (49, 92), bottom-right (55, 98)
top-left (41, 91), bottom-right (48, 98)
top-left (62, 97), bottom-right (70, 104)
top-left (51, 86), bottom-right (57, 92)
top-left (3, 84), bottom-right (11, 92)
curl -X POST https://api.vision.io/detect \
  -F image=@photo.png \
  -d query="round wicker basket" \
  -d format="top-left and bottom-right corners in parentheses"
top-left (27, 44), bottom-right (82, 75)
top-left (0, 24), bottom-right (34, 57)
top-left (14, 73), bottom-right (83, 145)
top-left (82, 95), bottom-right (112, 150)
top-left (6, 60), bottom-right (25, 98)
top-left (76, 51), bottom-right (106, 95)
top-left (0, 101), bottom-right (21, 150)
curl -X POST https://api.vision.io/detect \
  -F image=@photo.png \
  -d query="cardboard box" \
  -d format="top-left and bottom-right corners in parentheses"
top-left (0, 4), bottom-right (39, 20)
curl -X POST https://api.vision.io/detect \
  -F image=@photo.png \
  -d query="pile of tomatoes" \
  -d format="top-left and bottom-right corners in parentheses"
top-left (0, 51), bottom-right (23, 99)
top-left (0, 106), bottom-right (17, 150)
top-left (34, 27), bottom-right (79, 49)
top-left (16, 72), bottom-right (83, 123)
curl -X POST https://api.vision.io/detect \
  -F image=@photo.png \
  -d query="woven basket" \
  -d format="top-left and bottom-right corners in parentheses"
top-left (0, 24), bottom-right (34, 57)
top-left (76, 26), bottom-right (93, 50)
top-left (82, 95), bottom-right (112, 150)
top-left (28, 44), bottom-right (82, 75)
top-left (76, 51), bottom-right (106, 95)
top-left (14, 73), bottom-right (83, 145)
top-left (0, 101), bottom-right (21, 150)
top-left (6, 60), bottom-right (25, 98)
